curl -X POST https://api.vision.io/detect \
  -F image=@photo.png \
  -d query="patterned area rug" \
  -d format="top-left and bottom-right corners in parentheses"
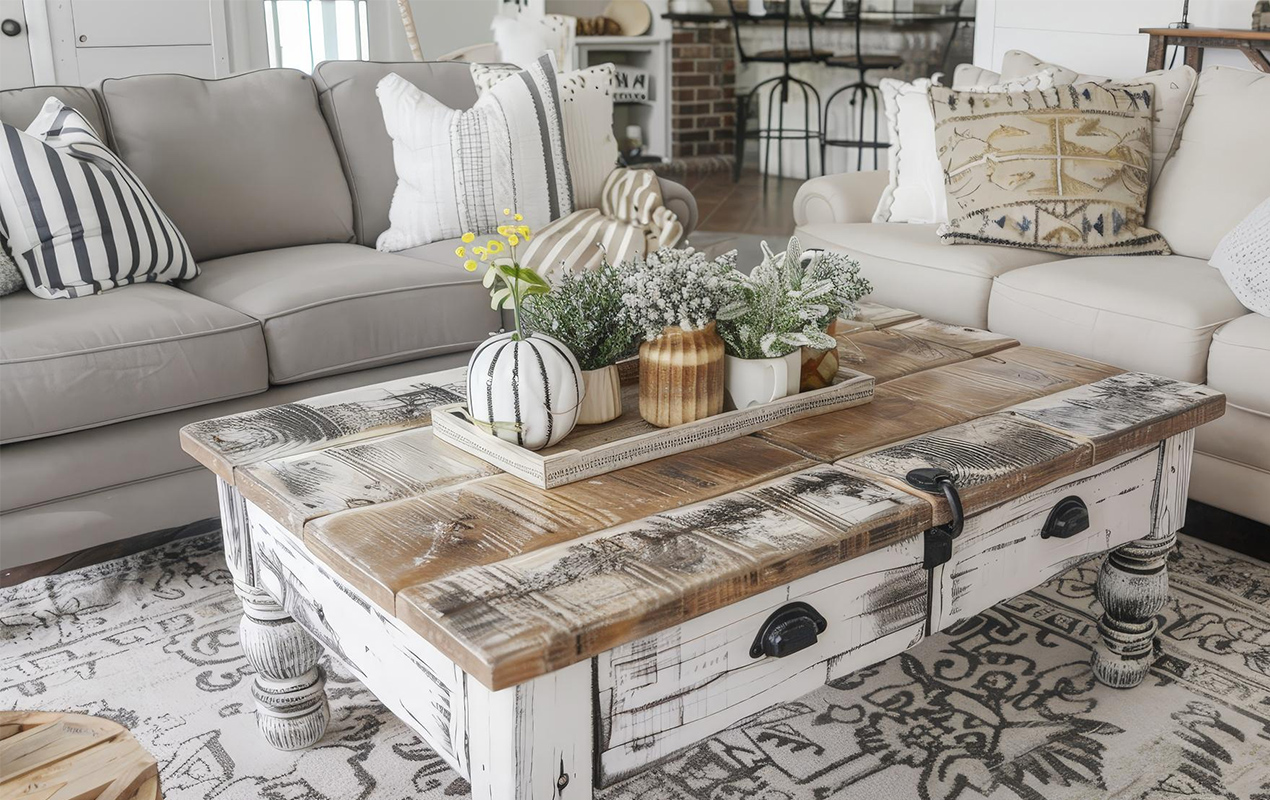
top-left (2, 532), bottom-right (1267, 800)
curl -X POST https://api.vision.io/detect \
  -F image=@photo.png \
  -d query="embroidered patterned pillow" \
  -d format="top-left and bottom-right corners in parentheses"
top-left (929, 83), bottom-right (1170, 256)
top-left (376, 54), bottom-right (573, 252)
top-left (873, 70), bottom-right (1055, 225)
top-left (0, 97), bottom-right (196, 299)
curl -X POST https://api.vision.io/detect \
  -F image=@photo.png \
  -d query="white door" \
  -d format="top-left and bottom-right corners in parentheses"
top-left (0, 0), bottom-right (34, 90)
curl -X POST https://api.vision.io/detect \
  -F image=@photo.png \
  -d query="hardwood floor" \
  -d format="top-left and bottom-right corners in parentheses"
top-left (682, 167), bottom-right (805, 237)
top-left (0, 517), bottom-right (219, 588)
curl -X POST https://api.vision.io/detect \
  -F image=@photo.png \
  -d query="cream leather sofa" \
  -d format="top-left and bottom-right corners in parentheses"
top-left (793, 66), bottom-right (1269, 525)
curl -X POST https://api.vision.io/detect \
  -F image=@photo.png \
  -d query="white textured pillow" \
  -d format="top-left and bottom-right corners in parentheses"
top-left (472, 62), bottom-right (618, 210)
top-left (491, 13), bottom-right (574, 70)
top-left (999, 49), bottom-right (1109, 85)
top-left (376, 54), bottom-right (573, 252)
top-left (997, 50), bottom-right (1196, 181)
top-left (873, 70), bottom-right (1054, 225)
top-left (951, 64), bottom-right (999, 90)
top-left (0, 245), bottom-right (24, 296)
top-left (1210, 195), bottom-right (1270, 316)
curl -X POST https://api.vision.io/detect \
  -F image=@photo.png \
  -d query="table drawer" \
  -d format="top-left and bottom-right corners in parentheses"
top-left (930, 442), bottom-right (1163, 633)
top-left (595, 533), bottom-right (927, 787)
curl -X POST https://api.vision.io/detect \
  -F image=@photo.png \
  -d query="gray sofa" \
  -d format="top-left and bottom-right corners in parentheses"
top-left (0, 62), bottom-right (698, 570)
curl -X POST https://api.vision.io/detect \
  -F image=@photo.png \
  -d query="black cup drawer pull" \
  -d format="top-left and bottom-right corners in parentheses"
top-left (1041, 496), bottom-right (1090, 539)
top-left (750, 602), bottom-right (828, 659)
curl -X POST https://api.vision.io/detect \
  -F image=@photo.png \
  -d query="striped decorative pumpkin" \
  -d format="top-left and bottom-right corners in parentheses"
top-left (467, 332), bottom-right (583, 451)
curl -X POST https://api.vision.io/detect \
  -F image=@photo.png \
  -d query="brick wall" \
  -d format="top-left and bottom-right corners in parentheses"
top-left (671, 23), bottom-right (737, 158)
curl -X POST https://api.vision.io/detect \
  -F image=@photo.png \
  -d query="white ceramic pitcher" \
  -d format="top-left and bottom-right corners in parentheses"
top-left (724, 352), bottom-right (800, 410)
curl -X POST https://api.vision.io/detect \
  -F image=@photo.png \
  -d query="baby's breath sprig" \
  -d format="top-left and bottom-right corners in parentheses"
top-left (454, 209), bottom-right (548, 340)
top-left (617, 247), bottom-right (743, 342)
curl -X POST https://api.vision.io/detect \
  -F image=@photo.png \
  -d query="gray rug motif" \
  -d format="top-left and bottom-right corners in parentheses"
top-left (2, 533), bottom-right (1268, 799)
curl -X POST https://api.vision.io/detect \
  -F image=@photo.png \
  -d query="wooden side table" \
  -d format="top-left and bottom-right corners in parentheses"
top-left (1141, 26), bottom-right (1270, 73)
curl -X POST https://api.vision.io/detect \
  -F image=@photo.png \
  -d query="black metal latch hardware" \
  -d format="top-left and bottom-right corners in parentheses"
top-left (750, 602), bottom-right (828, 659)
top-left (905, 468), bottom-right (965, 570)
top-left (1041, 496), bottom-right (1089, 539)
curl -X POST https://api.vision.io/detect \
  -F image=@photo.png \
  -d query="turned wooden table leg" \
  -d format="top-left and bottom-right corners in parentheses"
top-left (1090, 430), bottom-right (1193, 688)
top-left (217, 478), bottom-right (330, 750)
top-left (1090, 529), bottom-right (1175, 688)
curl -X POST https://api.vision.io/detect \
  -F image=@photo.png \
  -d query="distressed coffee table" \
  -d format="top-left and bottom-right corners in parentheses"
top-left (180, 304), bottom-right (1224, 799)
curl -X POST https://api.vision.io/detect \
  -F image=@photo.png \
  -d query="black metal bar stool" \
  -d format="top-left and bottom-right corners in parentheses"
top-left (818, 0), bottom-right (904, 171)
top-left (729, 0), bottom-right (831, 186)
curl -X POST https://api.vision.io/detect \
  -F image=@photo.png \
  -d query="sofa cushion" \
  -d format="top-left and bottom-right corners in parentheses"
top-left (1207, 313), bottom-right (1269, 416)
top-left (99, 69), bottom-right (354, 263)
top-left (313, 61), bottom-right (478, 247)
top-left (0, 85), bottom-right (109, 146)
top-left (988, 255), bottom-right (1247, 384)
top-left (0, 284), bottom-right (267, 443)
top-left (796, 222), bottom-right (1064, 328)
top-left (1148, 66), bottom-right (1270, 260)
top-left (183, 243), bottom-right (499, 384)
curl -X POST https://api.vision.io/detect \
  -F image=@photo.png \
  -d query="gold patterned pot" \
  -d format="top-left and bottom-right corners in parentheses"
top-left (638, 321), bottom-right (725, 427)
top-left (577, 365), bottom-right (622, 425)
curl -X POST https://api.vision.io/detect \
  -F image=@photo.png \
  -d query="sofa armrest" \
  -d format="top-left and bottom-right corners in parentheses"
top-left (793, 171), bottom-right (889, 227)
top-left (658, 176), bottom-right (699, 236)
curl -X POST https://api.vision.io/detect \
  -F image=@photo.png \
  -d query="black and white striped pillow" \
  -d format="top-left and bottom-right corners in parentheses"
top-left (0, 97), bottom-right (195, 299)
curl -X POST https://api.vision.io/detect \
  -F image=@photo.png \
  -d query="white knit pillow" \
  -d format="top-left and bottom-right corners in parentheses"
top-left (1210, 196), bottom-right (1270, 316)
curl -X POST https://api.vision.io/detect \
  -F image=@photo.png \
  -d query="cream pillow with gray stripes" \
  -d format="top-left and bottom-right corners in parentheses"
top-left (472, 61), bottom-right (619, 210)
top-left (378, 54), bottom-right (573, 252)
top-left (522, 168), bottom-right (684, 280)
top-left (0, 97), bottom-right (196, 299)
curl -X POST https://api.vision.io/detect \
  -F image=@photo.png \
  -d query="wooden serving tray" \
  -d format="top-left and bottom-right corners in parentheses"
top-left (431, 366), bottom-right (874, 488)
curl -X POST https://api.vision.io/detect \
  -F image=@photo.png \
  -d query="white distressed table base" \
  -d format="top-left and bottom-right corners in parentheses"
top-left (212, 430), bottom-right (1196, 796)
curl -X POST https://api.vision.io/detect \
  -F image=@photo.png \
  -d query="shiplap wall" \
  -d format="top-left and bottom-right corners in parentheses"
top-left (973, 0), bottom-right (1258, 79)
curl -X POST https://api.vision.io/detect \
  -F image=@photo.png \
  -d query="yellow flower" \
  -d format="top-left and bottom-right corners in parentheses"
top-left (513, 213), bottom-right (523, 222)
top-left (473, 246), bottom-right (487, 255)
top-left (487, 240), bottom-right (504, 254)
top-left (463, 259), bottom-right (478, 271)
top-left (502, 208), bottom-right (511, 216)
top-left (461, 232), bottom-right (475, 244)
top-left (454, 245), bottom-right (466, 258)
top-left (507, 234), bottom-right (520, 246)
top-left (517, 226), bottom-right (531, 238)
top-left (497, 225), bottom-right (514, 237)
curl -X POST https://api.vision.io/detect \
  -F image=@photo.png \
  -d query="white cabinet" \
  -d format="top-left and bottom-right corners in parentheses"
top-left (0, 0), bottom-right (34, 89)
top-left (575, 35), bottom-right (672, 162)
top-left (43, 0), bottom-right (230, 84)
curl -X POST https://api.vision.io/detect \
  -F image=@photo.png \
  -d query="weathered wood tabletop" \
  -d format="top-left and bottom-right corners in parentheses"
top-left (181, 303), bottom-right (1224, 690)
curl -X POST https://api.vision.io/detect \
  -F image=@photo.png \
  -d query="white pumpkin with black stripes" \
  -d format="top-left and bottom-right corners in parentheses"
top-left (467, 331), bottom-right (583, 451)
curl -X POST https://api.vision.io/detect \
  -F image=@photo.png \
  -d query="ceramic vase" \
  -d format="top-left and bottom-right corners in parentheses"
top-left (724, 351), bottom-right (801, 410)
top-left (467, 331), bottom-right (583, 450)
top-left (578, 365), bottom-right (622, 424)
top-left (638, 321), bottom-right (725, 427)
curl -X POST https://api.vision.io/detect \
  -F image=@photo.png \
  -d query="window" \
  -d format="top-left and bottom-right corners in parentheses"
top-left (264, 0), bottom-right (370, 73)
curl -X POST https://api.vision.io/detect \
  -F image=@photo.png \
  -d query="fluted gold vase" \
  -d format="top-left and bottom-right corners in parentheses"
top-left (638, 321), bottom-right (725, 427)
